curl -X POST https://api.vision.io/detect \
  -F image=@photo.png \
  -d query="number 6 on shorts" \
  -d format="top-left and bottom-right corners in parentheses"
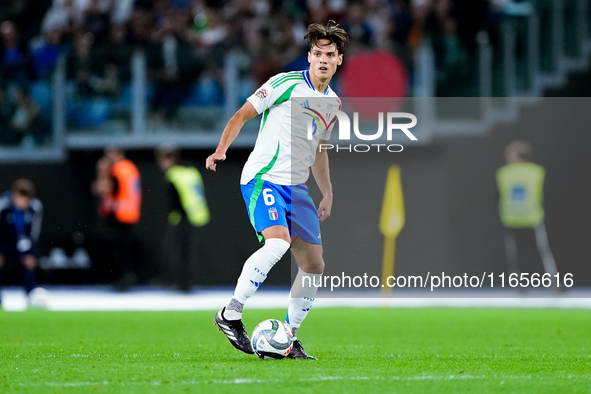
top-left (263, 188), bottom-right (275, 206)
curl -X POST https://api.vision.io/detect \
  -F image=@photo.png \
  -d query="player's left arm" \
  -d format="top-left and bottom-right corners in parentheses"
top-left (311, 139), bottom-right (333, 222)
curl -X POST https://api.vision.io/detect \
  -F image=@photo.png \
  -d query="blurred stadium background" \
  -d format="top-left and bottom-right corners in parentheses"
top-left (1, 0), bottom-right (591, 292)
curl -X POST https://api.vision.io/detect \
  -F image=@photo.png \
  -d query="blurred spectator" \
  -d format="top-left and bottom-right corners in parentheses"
top-left (417, 0), bottom-right (489, 72)
top-left (153, 0), bottom-right (171, 30)
top-left (148, 9), bottom-right (204, 121)
top-left (269, 11), bottom-right (304, 69)
top-left (32, 27), bottom-right (66, 80)
top-left (496, 141), bottom-right (558, 281)
top-left (0, 21), bottom-right (34, 88)
top-left (342, 2), bottom-right (373, 52)
top-left (101, 24), bottom-right (133, 87)
top-left (92, 147), bottom-right (142, 291)
top-left (155, 145), bottom-right (210, 291)
top-left (10, 87), bottom-right (42, 145)
top-left (0, 85), bottom-right (43, 146)
top-left (251, 34), bottom-right (283, 87)
top-left (189, 6), bottom-right (228, 74)
top-left (306, 0), bottom-right (345, 24)
top-left (0, 179), bottom-right (43, 307)
top-left (41, 0), bottom-right (82, 41)
top-left (425, 0), bottom-right (463, 69)
top-left (0, 83), bottom-right (16, 144)
top-left (1, 0), bottom-right (52, 40)
top-left (389, 0), bottom-right (414, 53)
top-left (111, 0), bottom-right (135, 25)
top-left (128, 0), bottom-right (156, 45)
top-left (82, 0), bottom-right (112, 45)
top-left (66, 30), bottom-right (103, 98)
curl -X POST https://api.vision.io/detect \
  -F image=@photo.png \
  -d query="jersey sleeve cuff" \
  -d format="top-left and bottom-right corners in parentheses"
top-left (246, 96), bottom-right (265, 114)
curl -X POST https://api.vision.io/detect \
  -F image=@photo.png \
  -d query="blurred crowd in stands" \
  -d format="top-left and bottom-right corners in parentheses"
top-left (1, 0), bottom-right (515, 142)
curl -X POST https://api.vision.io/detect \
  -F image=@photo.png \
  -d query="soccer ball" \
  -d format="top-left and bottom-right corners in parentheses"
top-left (251, 319), bottom-right (293, 359)
top-left (29, 287), bottom-right (49, 309)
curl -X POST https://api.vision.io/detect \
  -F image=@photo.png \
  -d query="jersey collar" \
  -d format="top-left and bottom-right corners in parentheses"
top-left (303, 70), bottom-right (330, 95)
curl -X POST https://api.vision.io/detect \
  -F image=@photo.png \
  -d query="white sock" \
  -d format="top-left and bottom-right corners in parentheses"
top-left (224, 238), bottom-right (290, 320)
top-left (286, 268), bottom-right (321, 338)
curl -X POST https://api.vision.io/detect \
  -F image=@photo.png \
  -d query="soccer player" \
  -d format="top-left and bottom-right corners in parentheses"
top-left (206, 21), bottom-right (348, 359)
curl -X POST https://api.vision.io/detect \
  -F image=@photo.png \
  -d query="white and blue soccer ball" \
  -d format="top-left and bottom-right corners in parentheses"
top-left (251, 319), bottom-right (293, 359)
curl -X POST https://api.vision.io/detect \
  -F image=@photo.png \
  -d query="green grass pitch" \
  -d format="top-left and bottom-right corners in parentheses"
top-left (1, 308), bottom-right (590, 393)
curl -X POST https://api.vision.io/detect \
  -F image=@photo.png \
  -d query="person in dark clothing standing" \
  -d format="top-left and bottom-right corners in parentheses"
top-left (156, 146), bottom-right (209, 292)
top-left (0, 179), bottom-right (43, 306)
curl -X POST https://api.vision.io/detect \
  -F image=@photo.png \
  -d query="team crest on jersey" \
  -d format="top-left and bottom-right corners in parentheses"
top-left (255, 89), bottom-right (268, 101)
top-left (268, 207), bottom-right (278, 220)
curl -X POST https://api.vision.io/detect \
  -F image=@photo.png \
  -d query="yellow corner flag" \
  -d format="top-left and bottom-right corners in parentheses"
top-left (379, 165), bottom-right (405, 293)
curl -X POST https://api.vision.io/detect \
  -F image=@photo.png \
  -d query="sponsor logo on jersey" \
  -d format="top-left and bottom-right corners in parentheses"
top-left (255, 89), bottom-right (267, 101)
top-left (511, 186), bottom-right (526, 201)
top-left (268, 207), bottom-right (278, 220)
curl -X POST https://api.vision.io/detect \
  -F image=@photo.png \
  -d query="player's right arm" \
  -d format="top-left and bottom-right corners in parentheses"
top-left (206, 101), bottom-right (258, 171)
top-left (207, 73), bottom-right (298, 171)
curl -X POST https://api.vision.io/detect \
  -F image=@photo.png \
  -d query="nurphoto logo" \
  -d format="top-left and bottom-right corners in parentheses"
top-left (304, 109), bottom-right (418, 153)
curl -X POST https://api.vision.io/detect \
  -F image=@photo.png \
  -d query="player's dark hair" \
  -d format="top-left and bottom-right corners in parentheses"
top-left (11, 178), bottom-right (35, 198)
top-left (304, 20), bottom-right (349, 55)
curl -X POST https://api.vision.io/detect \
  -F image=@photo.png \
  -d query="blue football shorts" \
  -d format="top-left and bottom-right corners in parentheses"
top-left (241, 178), bottom-right (322, 245)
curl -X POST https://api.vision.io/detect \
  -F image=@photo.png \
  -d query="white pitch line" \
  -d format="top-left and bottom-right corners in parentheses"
top-left (15, 373), bottom-right (591, 388)
top-left (2, 287), bottom-right (591, 312)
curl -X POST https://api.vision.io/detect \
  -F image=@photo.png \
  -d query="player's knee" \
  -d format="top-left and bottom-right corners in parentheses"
top-left (302, 258), bottom-right (324, 274)
top-left (264, 238), bottom-right (291, 260)
top-left (314, 259), bottom-right (325, 273)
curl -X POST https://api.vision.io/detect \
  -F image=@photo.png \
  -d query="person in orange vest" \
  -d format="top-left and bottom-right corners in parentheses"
top-left (92, 147), bottom-right (141, 291)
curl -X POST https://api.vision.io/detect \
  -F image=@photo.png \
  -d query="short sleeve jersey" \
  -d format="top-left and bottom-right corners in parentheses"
top-left (241, 70), bottom-right (341, 186)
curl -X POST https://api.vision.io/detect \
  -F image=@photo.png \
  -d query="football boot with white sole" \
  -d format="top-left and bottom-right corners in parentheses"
top-left (213, 308), bottom-right (254, 354)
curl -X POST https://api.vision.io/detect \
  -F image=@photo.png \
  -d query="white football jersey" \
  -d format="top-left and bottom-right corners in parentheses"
top-left (241, 70), bottom-right (341, 186)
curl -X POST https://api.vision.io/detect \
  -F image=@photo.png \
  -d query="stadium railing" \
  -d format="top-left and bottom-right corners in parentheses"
top-left (414, 0), bottom-right (591, 139)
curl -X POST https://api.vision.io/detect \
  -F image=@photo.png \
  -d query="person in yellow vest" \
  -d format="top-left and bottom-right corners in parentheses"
top-left (496, 141), bottom-right (557, 280)
top-left (92, 147), bottom-right (142, 291)
top-left (156, 145), bottom-right (209, 292)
